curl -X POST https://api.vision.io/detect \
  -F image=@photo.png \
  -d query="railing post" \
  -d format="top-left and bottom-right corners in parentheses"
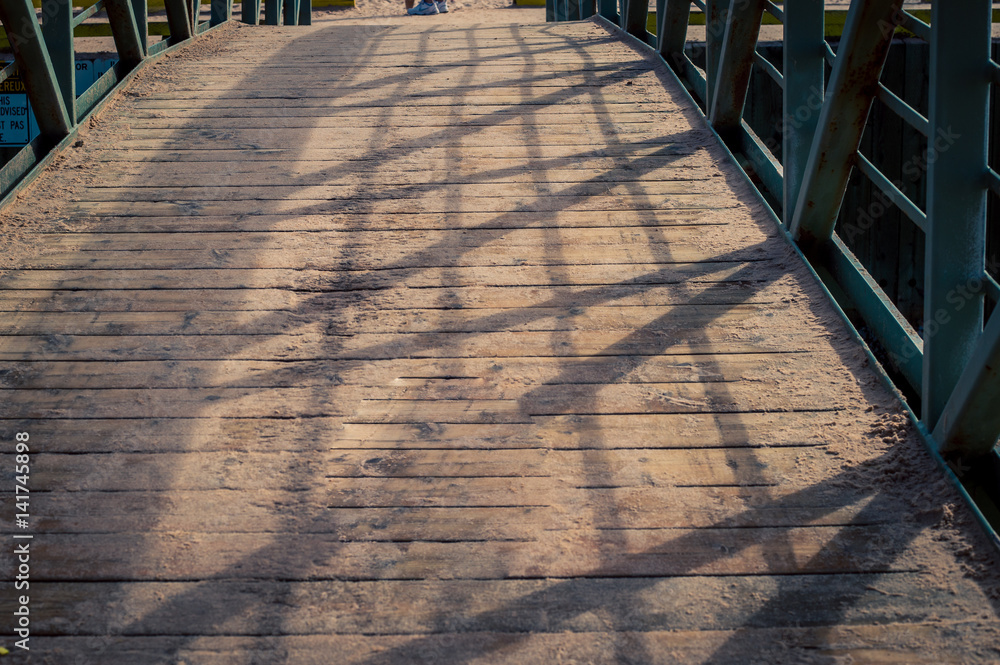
top-left (283, 0), bottom-right (300, 26)
top-left (41, 0), bottom-right (76, 127)
top-left (0, 0), bottom-right (72, 140)
top-left (131, 0), bottom-right (148, 54)
top-left (922, 0), bottom-right (991, 431)
top-left (105, 0), bottom-right (146, 69)
top-left (781, 0), bottom-right (824, 222)
top-left (598, 0), bottom-right (616, 22)
top-left (264, 0), bottom-right (281, 25)
top-left (658, 0), bottom-right (690, 73)
top-left (704, 0), bottom-right (731, 112)
top-left (242, 0), bottom-right (261, 24)
top-left (298, 0), bottom-right (311, 26)
top-left (788, 0), bottom-right (901, 253)
top-left (622, 0), bottom-right (648, 41)
top-left (164, 0), bottom-right (194, 41)
top-left (708, 0), bottom-right (765, 135)
top-left (211, 0), bottom-right (232, 25)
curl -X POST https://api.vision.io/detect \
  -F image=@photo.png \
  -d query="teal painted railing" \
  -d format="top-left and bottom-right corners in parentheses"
top-left (548, 0), bottom-right (1000, 538)
top-left (0, 0), bottom-right (311, 198)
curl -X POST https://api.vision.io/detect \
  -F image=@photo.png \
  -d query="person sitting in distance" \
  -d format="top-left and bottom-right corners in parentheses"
top-left (407, 0), bottom-right (447, 14)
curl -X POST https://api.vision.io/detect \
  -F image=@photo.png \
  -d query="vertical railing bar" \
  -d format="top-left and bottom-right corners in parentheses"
top-left (781, 0), bottom-right (824, 226)
top-left (598, 0), bottom-right (616, 22)
top-left (242, 0), bottom-right (261, 24)
top-left (653, 0), bottom-right (664, 49)
top-left (923, 0), bottom-right (992, 432)
top-left (704, 0), bottom-right (730, 110)
top-left (264, 0), bottom-right (280, 25)
top-left (131, 0), bottom-right (148, 54)
top-left (283, 0), bottom-right (300, 26)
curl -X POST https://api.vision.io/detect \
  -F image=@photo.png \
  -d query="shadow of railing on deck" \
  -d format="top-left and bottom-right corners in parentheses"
top-left (2, 16), bottom-right (998, 665)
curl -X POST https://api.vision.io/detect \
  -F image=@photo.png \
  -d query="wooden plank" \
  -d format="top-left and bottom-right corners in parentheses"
top-left (0, 524), bottom-right (928, 580)
top-left (0, 626), bottom-right (983, 665)
top-left (117, 112), bottom-right (677, 128)
top-left (5, 578), bottom-right (991, 636)
top-left (92, 144), bottom-right (707, 161)
top-left (0, 262), bottom-right (782, 290)
top-left (0, 379), bottom-right (845, 418)
top-left (0, 410), bottom-right (847, 453)
top-left (0, 330), bottom-right (828, 362)
top-left (18, 238), bottom-right (775, 270)
top-left (83, 167), bottom-right (726, 188)
top-left (0, 352), bottom-right (831, 389)
top-left (0, 304), bottom-right (790, 335)
top-left (67, 195), bottom-right (739, 216)
top-left (128, 91), bottom-right (671, 105)
top-left (6, 447), bottom-right (843, 491)
top-left (125, 105), bottom-right (676, 118)
top-left (31, 210), bottom-right (734, 233)
top-left (81, 159), bottom-right (716, 179)
top-left (72, 183), bottom-right (722, 203)
top-left (31, 484), bottom-right (895, 534)
top-left (0, 282), bottom-right (784, 312)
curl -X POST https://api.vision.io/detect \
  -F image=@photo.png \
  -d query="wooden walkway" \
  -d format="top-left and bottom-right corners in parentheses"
top-left (2, 9), bottom-right (1000, 664)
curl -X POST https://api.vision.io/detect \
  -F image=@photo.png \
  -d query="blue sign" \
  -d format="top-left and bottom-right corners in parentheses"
top-left (0, 58), bottom-right (119, 147)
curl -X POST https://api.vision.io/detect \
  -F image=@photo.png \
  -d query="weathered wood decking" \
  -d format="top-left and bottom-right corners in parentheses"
top-left (1, 10), bottom-right (999, 663)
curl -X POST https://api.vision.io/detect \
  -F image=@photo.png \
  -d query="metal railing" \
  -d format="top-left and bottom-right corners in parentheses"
top-left (0, 0), bottom-right (310, 198)
top-left (548, 0), bottom-right (1000, 527)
